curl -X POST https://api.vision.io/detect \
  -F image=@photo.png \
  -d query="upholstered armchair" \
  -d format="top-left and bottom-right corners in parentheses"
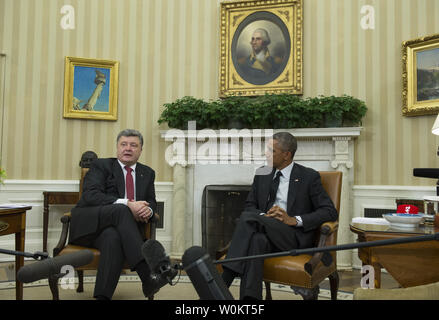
top-left (263, 171), bottom-right (342, 300)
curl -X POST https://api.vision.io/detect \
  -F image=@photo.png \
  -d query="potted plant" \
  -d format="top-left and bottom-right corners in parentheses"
top-left (158, 94), bottom-right (367, 130)
top-left (158, 96), bottom-right (207, 129)
top-left (337, 95), bottom-right (368, 126)
top-left (310, 95), bottom-right (367, 127)
top-left (219, 95), bottom-right (252, 129)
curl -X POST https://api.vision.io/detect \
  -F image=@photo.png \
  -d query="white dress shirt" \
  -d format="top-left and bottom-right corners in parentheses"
top-left (271, 162), bottom-right (303, 227)
top-left (115, 160), bottom-right (137, 205)
top-left (114, 160), bottom-right (154, 218)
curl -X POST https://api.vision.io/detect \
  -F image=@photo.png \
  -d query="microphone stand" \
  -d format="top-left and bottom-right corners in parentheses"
top-left (0, 248), bottom-right (49, 260)
top-left (213, 232), bottom-right (439, 265)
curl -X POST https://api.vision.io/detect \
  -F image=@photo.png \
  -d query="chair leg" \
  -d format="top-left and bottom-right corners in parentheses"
top-left (291, 286), bottom-right (319, 300)
top-left (328, 271), bottom-right (339, 300)
top-left (77, 270), bottom-right (84, 293)
top-left (264, 281), bottom-right (273, 300)
top-left (49, 275), bottom-right (59, 300)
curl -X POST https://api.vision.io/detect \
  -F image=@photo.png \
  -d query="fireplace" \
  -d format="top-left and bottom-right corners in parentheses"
top-left (202, 185), bottom-right (252, 258)
top-left (161, 127), bottom-right (361, 268)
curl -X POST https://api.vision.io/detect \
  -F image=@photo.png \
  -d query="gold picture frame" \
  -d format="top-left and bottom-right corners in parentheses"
top-left (63, 56), bottom-right (119, 120)
top-left (219, 0), bottom-right (303, 97)
top-left (402, 33), bottom-right (439, 116)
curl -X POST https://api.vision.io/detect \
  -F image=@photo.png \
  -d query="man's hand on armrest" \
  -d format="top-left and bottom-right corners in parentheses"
top-left (127, 200), bottom-right (153, 223)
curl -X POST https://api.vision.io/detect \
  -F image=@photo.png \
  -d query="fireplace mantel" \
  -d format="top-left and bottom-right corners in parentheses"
top-left (161, 127), bottom-right (362, 269)
top-left (161, 127), bottom-right (361, 139)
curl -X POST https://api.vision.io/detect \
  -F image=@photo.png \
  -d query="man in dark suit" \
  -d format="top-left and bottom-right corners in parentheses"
top-left (69, 129), bottom-right (169, 300)
top-left (221, 132), bottom-right (338, 300)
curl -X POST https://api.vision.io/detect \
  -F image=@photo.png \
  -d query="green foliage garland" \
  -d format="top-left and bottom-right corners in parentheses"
top-left (158, 94), bottom-right (367, 130)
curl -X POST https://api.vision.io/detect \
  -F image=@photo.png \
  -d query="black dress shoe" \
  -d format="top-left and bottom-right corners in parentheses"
top-left (142, 268), bottom-right (178, 298)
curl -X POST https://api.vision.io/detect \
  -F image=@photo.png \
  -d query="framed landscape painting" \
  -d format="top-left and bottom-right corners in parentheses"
top-left (403, 33), bottom-right (439, 116)
top-left (63, 56), bottom-right (119, 120)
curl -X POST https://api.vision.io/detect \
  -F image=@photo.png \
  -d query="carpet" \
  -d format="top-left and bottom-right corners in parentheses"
top-left (0, 275), bottom-right (352, 300)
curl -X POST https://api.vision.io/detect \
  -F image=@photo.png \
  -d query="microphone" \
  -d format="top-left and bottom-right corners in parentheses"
top-left (180, 234), bottom-right (439, 300)
top-left (413, 168), bottom-right (439, 179)
top-left (182, 246), bottom-right (234, 300)
top-left (213, 233), bottom-right (439, 268)
top-left (142, 239), bottom-right (178, 284)
top-left (17, 250), bottom-right (94, 283)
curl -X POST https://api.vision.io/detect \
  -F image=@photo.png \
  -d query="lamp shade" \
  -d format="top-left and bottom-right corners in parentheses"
top-left (432, 114), bottom-right (439, 135)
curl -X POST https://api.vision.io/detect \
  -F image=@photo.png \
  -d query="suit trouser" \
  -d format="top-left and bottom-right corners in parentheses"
top-left (223, 211), bottom-right (298, 299)
top-left (91, 204), bottom-right (146, 298)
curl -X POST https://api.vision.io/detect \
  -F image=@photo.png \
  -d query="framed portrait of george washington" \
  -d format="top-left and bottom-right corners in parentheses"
top-left (219, 0), bottom-right (303, 97)
top-left (402, 33), bottom-right (439, 116)
top-left (63, 56), bottom-right (119, 120)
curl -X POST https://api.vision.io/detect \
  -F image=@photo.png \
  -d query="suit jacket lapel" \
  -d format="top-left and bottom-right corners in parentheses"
top-left (263, 168), bottom-right (276, 211)
top-left (113, 160), bottom-right (125, 198)
top-left (135, 164), bottom-right (147, 200)
top-left (287, 165), bottom-right (301, 214)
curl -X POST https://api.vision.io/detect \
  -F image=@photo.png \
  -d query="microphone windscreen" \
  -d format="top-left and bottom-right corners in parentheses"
top-left (17, 249), bottom-right (94, 283)
top-left (182, 246), bottom-right (234, 300)
top-left (182, 246), bottom-right (206, 269)
top-left (413, 168), bottom-right (439, 179)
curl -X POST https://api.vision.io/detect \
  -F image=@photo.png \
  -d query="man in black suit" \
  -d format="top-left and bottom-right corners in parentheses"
top-left (221, 132), bottom-right (338, 300)
top-left (69, 129), bottom-right (169, 300)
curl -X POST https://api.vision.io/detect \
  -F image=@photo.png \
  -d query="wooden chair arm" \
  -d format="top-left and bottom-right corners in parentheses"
top-left (150, 212), bottom-right (160, 223)
top-left (147, 213), bottom-right (160, 240)
top-left (304, 220), bottom-right (339, 275)
top-left (61, 212), bottom-right (72, 223)
top-left (53, 212), bottom-right (72, 256)
top-left (320, 221), bottom-right (338, 236)
top-left (216, 241), bottom-right (231, 260)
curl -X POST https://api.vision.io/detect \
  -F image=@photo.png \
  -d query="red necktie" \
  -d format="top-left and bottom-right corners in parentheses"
top-left (125, 166), bottom-right (134, 201)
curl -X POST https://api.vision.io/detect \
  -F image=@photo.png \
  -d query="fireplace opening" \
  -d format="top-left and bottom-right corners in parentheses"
top-left (202, 185), bottom-right (252, 259)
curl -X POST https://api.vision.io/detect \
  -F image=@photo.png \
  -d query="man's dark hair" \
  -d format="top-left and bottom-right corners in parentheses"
top-left (117, 129), bottom-right (144, 147)
top-left (273, 132), bottom-right (297, 158)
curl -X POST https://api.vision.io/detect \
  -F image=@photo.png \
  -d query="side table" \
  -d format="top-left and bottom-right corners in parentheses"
top-left (42, 191), bottom-right (79, 252)
top-left (0, 206), bottom-right (32, 300)
top-left (350, 222), bottom-right (439, 288)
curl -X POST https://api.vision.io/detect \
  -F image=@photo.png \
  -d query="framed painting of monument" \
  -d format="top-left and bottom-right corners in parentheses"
top-left (63, 56), bottom-right (119, 120)
top-left (403, 33), bottom-right (439, 116)
top-left (219, 0), bottom-right (302, 97)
